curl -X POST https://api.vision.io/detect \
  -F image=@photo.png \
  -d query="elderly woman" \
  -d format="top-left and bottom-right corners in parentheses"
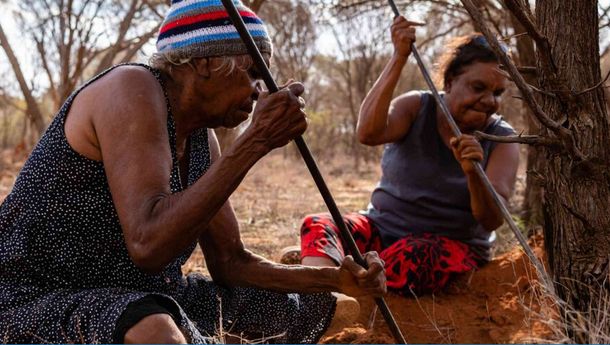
top-left (293, 16), bottom-right (519, 302)
top-left (0, 1), bottom-right (385, 343)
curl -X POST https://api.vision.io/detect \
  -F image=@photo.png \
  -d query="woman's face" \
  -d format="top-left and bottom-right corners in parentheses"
top-left (444, 61), bottom-right (507, 133)
top-left (196, 57), bottom-right (264, 129)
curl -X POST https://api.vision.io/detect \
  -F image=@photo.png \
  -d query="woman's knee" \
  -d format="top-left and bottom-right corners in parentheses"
top-left (300, 213), bottom-right (338, 237)
top-left (123, 313), bottom-right (186, 344)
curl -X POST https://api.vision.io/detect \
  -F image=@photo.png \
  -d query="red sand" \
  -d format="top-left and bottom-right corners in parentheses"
top-left (321, 236), bottom-right (557, 344)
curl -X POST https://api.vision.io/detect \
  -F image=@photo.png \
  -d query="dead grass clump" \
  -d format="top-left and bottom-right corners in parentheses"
top-left (524, 279), bottom-right (610, 344)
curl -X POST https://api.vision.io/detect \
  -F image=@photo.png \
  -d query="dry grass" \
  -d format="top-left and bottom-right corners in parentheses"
top-left (523, 279), bottom-right (610, 344)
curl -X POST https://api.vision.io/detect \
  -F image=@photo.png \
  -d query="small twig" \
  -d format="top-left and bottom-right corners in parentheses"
top-left (474, 131), bottom-right (561, 147)
top-left (142, 0), bottom-right (165, 19)
top-left (503, 0), bottom-right (542, 42)
top-left (501, 31), bottom-right (529, 41)
top-left (574, 69), bottom-right (610, 95)
top-left (511, 65), bottom-right (537, 75)
top-left (527, 83), bottom-right (556, 97)
top-left (418, 19), bottom-right (468, 48)
top-left (409, 288), bottom-right (449, 343)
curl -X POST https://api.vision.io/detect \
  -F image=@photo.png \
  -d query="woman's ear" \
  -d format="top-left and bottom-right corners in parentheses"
top-left (194, 57), bottom-right (212, 79)
top-left (444, 77), bottom-right (452, 93)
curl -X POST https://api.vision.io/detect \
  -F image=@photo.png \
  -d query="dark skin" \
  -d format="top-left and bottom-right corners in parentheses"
top-left (64, 56), bottom-right (385, 343)
top-left (358, 16), bottom-right (519, 231)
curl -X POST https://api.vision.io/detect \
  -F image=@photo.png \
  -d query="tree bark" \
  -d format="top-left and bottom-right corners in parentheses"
top-left (0, 24), bottom-right (46, 134)
top-left (537, 0), bottom-right (610, 340)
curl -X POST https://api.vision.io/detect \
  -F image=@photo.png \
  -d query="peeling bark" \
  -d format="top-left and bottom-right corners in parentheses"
top-left (536, 0), bottom-right (610, 339)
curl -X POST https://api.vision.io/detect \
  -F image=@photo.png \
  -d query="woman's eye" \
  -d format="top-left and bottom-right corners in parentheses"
top-left (248, 68), bottom-right (262, 80)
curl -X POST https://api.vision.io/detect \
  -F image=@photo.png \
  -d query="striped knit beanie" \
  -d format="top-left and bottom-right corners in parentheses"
top-left (156, 0), bottom-right (272, 59)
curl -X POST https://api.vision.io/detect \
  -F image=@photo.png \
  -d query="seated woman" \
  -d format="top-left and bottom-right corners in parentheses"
top-left (293, 17), bottom-right (519, 300)
top-left (0, 1), bottom-right (386, 343)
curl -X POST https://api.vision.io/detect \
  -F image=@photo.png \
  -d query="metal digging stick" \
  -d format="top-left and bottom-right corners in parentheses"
top-left (386, 0), bottom-right (554, 294)
top-left (220, 0), bottom-right (407, 343)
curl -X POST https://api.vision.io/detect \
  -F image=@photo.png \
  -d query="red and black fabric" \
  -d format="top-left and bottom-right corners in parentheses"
top-left (300, 213), bottom-right (483, 296)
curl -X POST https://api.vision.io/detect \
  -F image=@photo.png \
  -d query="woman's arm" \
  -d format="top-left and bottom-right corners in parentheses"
top-left (199, 200), bottom-right (386, 296)
top-left (450, 135), bottom-right (520, 231)
top-left (357, 16), bottom-right (422, 146)
top-left (90, 67), bottom-right (306, 274)
top-left (200, 130), bottom-right (387, 297)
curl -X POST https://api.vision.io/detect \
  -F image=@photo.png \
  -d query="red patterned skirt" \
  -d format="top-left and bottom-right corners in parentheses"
top-left (300, 213), bottom-right (484, 295)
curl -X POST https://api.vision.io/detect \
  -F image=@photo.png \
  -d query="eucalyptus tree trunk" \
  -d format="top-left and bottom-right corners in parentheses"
top-left (537, 0), bottom-right (610, 339)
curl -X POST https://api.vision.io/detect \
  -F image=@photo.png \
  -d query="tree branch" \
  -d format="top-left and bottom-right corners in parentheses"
top-left (34, 37), bottom-right (58, 105)
top-left (509, 65), bottom-right (537, 76)
top-left (119, 24), bottom-right (161, 63)
top-left (502, 0), bottom-right (543, 42)
top-left (474, 131), bottom-right (561, 147)
top-left (0, 88), bottom-right (27, 113)
top-left (482, 2), bottom-right (504, 36)
top-left (94, 0), bottom-right (140, 74)
top-left (0, 23), bottom-right (46, 133)
top-left (418, 19), bottom-right (469, 48)
top-left (142, 0), bottom-right (165, 19)
top-left (502, 0), bottom-right (571, 104)
top-left (574, 69), bottom-right (610, 96)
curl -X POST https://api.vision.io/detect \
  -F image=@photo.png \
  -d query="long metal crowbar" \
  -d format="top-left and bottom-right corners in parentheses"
top-left (386, 0), bottom-right (554, 294)
top-left (220, 0), bottom-right (407, 343)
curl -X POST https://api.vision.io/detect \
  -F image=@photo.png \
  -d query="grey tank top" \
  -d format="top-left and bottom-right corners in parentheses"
top-left (365, 91), bottom-right (515, 260)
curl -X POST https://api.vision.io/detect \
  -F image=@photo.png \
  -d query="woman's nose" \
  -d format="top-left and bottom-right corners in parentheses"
top-left (481, 91), bottom-right (499, 110)
top-left (251, 81), bottom-right (262, 100)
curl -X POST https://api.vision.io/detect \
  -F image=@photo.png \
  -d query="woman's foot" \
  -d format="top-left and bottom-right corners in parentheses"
top-left (279, 245), bottom-right (301, 265)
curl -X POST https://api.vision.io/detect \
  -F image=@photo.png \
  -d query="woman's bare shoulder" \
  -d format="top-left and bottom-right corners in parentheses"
top-left (390, 90), bottom-right (423, 116)
top-left (386, 90), bottom-right (424, 140)
top-left (82, 65), bottom-right (167, 123)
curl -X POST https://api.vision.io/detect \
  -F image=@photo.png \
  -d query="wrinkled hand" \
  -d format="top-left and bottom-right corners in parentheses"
top-left (391, 16), bottom-right (424, 58)
top-left (337, 252), bottom-right (387, 298)
top-left (248, 81), bottom-right (307, 151)
top-left (450, 134), bottom-right (484, 174)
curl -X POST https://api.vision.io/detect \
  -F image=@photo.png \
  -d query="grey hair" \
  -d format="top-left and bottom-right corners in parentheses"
top-left (149, 52), bottom-right (270, 76)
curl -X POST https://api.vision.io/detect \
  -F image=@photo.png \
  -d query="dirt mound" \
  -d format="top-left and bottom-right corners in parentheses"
top-left (322, 236), bottom-right (557, 344)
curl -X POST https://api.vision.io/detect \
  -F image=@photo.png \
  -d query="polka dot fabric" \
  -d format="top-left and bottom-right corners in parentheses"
top-left (0, 64), bottom-right (335, 343)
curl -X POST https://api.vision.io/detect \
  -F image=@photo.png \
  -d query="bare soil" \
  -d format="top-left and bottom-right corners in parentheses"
top-left (321, 235), bottom-right (555, 344)
top-left (0, 147), bottom-right (558, 343)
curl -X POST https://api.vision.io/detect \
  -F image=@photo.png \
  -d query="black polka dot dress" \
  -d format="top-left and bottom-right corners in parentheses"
top-left (0, 64), bottom-right (336, 344)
